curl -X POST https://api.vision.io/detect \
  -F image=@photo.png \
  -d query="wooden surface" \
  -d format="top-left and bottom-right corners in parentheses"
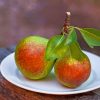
top-left (0, 46), bottom-right (100, 100)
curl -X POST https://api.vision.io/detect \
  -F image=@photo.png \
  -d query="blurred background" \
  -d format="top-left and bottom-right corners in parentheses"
top-left (0, 0), bottom-right (100, 51)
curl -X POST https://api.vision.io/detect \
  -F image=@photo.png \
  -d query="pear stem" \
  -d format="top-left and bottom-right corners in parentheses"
top-left (62, 12), bottom-right (71, 34)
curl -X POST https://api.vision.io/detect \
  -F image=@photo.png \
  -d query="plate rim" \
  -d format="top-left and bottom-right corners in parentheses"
top-left (0, 51), bottom-right (100, 95)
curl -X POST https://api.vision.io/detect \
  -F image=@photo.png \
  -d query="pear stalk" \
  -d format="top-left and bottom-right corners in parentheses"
top-left (62, 12), bottom-right (71, 34)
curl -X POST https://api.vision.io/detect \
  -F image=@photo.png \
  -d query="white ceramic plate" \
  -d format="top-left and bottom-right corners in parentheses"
top-left (0, 51), bottom-right (100, 95)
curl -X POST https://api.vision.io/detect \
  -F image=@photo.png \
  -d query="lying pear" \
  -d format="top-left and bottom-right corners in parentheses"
top-left (15, 36), bottom-right (54, 79)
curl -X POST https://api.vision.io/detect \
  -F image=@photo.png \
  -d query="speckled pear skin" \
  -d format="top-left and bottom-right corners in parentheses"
top-left (55, 55), bottom-right (91, 88)
top-left (15, 36), bottom-right (54, 80)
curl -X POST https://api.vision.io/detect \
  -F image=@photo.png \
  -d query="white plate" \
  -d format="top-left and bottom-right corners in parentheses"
top-left (0, 51), bottom-right (100, 95)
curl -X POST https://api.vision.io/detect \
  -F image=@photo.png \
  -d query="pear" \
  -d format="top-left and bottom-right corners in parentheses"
top-left (54, 42), bottom-right (91, 88)
top-left (15, 36), bottom-right (54, 79)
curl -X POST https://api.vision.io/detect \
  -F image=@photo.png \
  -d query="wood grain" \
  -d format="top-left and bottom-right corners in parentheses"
top-left (0, 46), bottom-right (100, 100)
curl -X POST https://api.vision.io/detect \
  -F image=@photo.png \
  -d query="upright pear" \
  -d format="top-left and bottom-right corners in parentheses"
top-left (15, 36), bottom-right (54, 79)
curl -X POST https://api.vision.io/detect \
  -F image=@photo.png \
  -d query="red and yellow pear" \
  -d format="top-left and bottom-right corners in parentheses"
top-left (15, 36), bottom-right (54, 79)
top-left (54, 42), bottom-right (91, 88)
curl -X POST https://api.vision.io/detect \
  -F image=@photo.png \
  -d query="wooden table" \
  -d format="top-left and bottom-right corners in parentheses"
top-left (0, 46), bottom-right (100, 100)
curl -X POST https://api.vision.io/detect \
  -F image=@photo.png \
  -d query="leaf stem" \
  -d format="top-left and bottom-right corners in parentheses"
top-left (70, 26), bottom-right (81, 31)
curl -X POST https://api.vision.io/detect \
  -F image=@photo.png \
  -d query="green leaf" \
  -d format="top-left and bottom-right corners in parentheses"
top-left (83, 28), bottom-right (100, 37)
top-left (45, 35), bottom-right (67, 60)
top-left (45, 27), bottom-right (78, 60)
top-left (65, 27), bottom-right (77, 45)
top-left (45, 28), bottom-right (78, 60)
top-left (69, 41), bottom-right (88, 60)
top-left (78, 28), bottom-right (100, 48)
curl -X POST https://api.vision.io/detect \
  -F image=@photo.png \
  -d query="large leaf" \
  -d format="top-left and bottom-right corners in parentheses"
top-left (78, 28), bottom-right (100, 48)
top-left (45, 35), bottom-right (66, 60)
top-left (55, 28), bottom-right (77, 59)
top-left (45, 28), bottom-right (77, 60)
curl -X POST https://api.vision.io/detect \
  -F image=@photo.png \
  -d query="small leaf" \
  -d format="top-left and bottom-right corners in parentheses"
top-left (45, 35), bottom-right (67, 60)
top-left (65, 27), bottom-right (77, 45)
top-left (69, 41), bottom-right (87, 60)
top-left (78, 28), bottom-right (100, 48)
